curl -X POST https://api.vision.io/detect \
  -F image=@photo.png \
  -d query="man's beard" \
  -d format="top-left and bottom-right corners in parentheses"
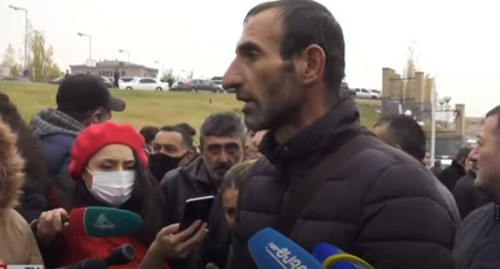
top-left (244, 62), bottom-right (302, 132)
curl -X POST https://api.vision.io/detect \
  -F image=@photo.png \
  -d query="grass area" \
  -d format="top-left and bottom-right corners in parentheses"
top-left (0, 82), bottom-right (381, 132)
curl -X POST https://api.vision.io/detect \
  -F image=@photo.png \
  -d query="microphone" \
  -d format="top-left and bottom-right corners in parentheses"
top-left (105, 243), bottom-right (135, 265)
top-left (312, 243), bottom-right (374, 269)
top-left (54, 244), bottom-right (135, 269)
top-left (66, 207), bottom-right (143, 237)
top-left (248, 227), bottom-right (323, 269)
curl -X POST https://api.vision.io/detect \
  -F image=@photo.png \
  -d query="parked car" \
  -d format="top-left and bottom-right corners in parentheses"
top-left (339, 82), bottom-right (355, 99)
top-left (210, 76), bottom-right (224, 91)
top-left (118, 76), bottom-right (135, 83)
top-left (370, 89), bottom-right (382, 99)
top-left (119, 77), bottom-right (169, 91)
top-left (171, 79), bottom-right (193, 91)
top-left (191, 79), bottom-right (223, 93)
top-left (210, 76), bottom-right (236, 93)
top-left (353, 88), bottom-right (379, 99)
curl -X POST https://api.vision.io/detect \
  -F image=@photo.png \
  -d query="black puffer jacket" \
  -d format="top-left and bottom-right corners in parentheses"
top-left (229, 101), bottom-right (457, 269)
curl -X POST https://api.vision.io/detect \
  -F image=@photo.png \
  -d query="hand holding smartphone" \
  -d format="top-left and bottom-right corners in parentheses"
top-left (179, 195), bottom-right (215, 231)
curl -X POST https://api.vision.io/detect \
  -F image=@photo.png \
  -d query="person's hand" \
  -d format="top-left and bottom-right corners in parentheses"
top-left (149, 220), bottom-right (208, 259)
top-left (36, 208), bottom-right (69, 241)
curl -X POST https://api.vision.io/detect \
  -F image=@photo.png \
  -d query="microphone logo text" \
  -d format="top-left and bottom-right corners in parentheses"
top-left (93, 213), bottom-right (115, 230)
top-left (266, 241), bottom-right (308, 269)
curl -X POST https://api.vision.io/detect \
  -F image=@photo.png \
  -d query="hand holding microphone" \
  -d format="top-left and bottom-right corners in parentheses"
top-left (34, 207), bottom-right (144, 241)
top-left (36, 208), bottom-right (69, 241)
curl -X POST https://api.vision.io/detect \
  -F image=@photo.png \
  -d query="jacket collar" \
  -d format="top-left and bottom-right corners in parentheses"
top-left (260, 100), bottom-right (362, 167)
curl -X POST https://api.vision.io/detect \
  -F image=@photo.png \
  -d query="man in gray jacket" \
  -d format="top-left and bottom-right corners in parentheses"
top-left (454, 105), bottom-right (500, 268)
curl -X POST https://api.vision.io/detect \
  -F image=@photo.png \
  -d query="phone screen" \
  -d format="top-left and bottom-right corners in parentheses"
top-left (179, 195), bottom-right (215, 231)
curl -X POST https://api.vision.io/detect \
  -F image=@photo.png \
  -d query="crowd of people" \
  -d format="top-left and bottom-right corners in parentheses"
top-left (0, 0), bottom-right (499, 268)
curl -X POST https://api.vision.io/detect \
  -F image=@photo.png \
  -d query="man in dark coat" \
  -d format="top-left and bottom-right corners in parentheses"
top-left (454, 106), bottom-right (500, 268)
top-left (222, 1), bottom-right (457, 268)
top-left (453, 157), bottom-right (491, 219)
top-left (439, 147), bottom-right (471, 192)
top-left (160, 112), bottom-right (246, 269)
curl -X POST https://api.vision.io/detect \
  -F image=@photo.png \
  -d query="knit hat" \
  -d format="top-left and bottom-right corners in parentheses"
top-left (69, 121), bottom-right (148, 179)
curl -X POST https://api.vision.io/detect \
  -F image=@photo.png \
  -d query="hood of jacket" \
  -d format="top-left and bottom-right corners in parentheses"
top-left (30, 108), bottom-right (85, 138)
top-left (0, 119), bottom-right (25, 212)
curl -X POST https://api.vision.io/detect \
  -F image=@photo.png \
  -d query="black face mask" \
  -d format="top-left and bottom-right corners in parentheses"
top-left (149, 153), bottom-right (183, 181)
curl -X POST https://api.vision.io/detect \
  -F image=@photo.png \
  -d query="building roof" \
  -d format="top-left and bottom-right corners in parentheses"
top-left (70, 60), bottom-right (158, 72)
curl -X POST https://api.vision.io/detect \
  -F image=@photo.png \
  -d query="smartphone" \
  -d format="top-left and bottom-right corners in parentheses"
top-left (179, 195), bottom-right (215, 231)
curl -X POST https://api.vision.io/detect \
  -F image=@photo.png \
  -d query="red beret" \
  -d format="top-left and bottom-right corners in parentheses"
top-left (69, 121), bottom-right (148, 179)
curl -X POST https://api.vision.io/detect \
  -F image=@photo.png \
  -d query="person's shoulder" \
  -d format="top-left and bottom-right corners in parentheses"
top-left (462, 202), bottom-right (493, 224)
top-left (0, 209), bottom-right (31, 234)
top-left (159, 167), bottom-right (182, 187)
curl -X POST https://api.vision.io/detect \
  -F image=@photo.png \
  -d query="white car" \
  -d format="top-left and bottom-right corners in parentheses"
top-left (353, 88), bottom-right (380, 99)
top-left (119, 77), bottom-right (169, 91)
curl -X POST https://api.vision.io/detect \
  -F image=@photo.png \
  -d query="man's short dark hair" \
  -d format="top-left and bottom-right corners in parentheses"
top-left (456, 147), bottom-right (472, 163)
top-left (200, 112), bottom-right (246, 145)
top-left (139, 126), bottom-right (159, 144)
top-left (486, 105), bottom-right (500, 137)
top-left (245, 0), bottom-right (345, 95)
top-left (376, 114), bottom-right (427, 161)
top-left (159, 125), bottom-right (195, 151)
top-left (175, 122), bottom-right (196, 137)
top-left (56, 74), bottom-right (125, 121)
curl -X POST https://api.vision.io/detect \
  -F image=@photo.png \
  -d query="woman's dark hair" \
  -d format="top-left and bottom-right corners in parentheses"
top-left (0, 92), bottom-right (49, 191)
top-left (72, 152), bottom-right (163, 245)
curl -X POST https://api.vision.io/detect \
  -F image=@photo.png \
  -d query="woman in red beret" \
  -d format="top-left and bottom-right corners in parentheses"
top-left (32, 121), bottom-right (206, 268)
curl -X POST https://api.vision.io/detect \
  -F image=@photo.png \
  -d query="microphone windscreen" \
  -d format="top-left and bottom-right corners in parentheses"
top-left (248, 227), bottom-right (322, 269)
top-left (69, 207), bottom-right (143, 237)
top-left (312, 243), bottom-right (374, 269)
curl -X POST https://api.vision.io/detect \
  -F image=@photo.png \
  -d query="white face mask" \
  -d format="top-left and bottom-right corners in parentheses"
top-left (87, 169), bottom-right (136, 207)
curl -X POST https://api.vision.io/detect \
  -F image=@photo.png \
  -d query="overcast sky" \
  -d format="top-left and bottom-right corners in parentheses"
top-left (1, 0), bottom-right (498, 116)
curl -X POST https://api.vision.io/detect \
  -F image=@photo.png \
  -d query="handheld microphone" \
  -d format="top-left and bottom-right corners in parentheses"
top-left (54, 243), bottom-right (136, 269)
top-left (248, 227), bottom-right (323, 269)
top-left (312, 243), bottom-right (374, 269)
top-left (105, 243), bottom-right (135, 266)
top-left (67, 207), bottom-right (143, 237)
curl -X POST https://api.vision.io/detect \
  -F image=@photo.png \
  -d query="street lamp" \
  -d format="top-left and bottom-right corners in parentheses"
top-left (9, 5), bottom-right (28, 69)
top-left (77, 32), bottom-right (92, 60)
top-left (118, 49), bottom-right (130, 62)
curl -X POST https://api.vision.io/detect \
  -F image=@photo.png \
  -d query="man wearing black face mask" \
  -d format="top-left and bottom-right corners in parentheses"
top-left (149, 125), bottom-right (197, 181)
top-left (160, 112), bottom-right (246, 269)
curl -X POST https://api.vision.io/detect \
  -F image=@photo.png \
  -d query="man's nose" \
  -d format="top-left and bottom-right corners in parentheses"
top-left (218, 151), bottom-right (230, 163)
top-left (223, 59), bottom-right (242, 90)
top-left (469, 146), bottom-right (478, 161)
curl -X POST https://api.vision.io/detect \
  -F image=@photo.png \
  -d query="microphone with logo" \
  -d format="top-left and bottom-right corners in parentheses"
top-left (312, 243), bottom-right (374, 269)
top-left (248, 227), bottom-right (323, 269)
top-left (54, 243), bottom-right (135, 269)
top-left (64, 207), bottom-right (143, 237)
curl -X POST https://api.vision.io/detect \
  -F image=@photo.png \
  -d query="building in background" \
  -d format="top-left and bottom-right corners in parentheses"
top-left (70, 60), bottom-right (158, 78)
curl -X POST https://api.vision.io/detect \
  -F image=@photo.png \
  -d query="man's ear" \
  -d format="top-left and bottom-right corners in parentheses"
top-left (82, 111), bottom-right (99, 126)
top-left (296, 44), bottom-right (326, 85)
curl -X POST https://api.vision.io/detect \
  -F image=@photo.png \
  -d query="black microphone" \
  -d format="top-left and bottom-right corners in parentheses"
top-left (53, 244), bottom-right (135, 269)
top-left (105, 244), bottom-right (135, 266)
